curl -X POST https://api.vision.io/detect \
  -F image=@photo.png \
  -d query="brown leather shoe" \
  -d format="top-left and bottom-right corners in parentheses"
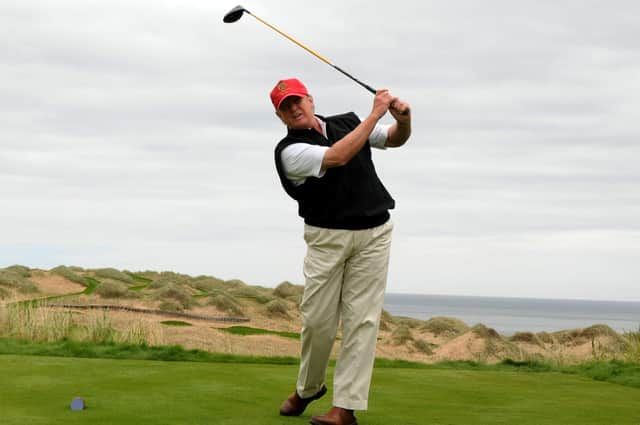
top-left (279, 385), bottom-right (327, 416)
top-left (310, 407), bottom-right (357, 425)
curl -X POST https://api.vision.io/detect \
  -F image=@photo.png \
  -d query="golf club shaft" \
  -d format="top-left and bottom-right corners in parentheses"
top-left (247, 11), bottom-right (377, 94)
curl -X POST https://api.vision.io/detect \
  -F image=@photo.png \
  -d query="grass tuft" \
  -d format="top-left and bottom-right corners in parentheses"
top-left (156, 284), bottom-right (195, 310)
top-left (395, 316), bottom-right (424, 329)
top-left (0, 268), bottom-right (39, 294)
top-left (510, 332), bottom-right (543, 346)
top-left (622, 326), bottom-right (640, 363)
top-left (392, 324), bottom-right (413, 345)
top-left (265, 299), bottom-right (290, 318)
top-left (471, 323), bottom-right (502, 339)
top-left (413, 338), bottom-right (436, 355)
top-left (95, 280), bottom-right (129, 298)
top-left (273, 281), bottom-right (303, 299)
top-left (93, 268), bottom-right (134, 284)
top-left (4, 265), bottom-right (31, 277)
top-left (207, 293), bottom-right (244, 316)
top-left (422, 316), bottom-right (469, 336)
top-left (49, 265), bottom-right (86, 285)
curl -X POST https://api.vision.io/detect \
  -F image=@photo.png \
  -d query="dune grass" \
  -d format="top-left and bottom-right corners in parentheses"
top-left (1, 353), bottom-right (639, 425)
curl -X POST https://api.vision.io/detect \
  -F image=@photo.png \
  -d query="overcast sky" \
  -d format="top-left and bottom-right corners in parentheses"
top-left (1, 0), bottom-right (639, 301)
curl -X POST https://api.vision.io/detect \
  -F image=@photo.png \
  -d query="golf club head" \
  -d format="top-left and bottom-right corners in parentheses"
top-left (223, 5), bottom-right (247, 23)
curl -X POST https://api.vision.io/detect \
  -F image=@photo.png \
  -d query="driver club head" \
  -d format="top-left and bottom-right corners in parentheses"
top-left (223, 5), bottom-right (248, 23)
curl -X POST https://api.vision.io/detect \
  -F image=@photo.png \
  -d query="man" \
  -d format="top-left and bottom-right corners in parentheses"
top-left (271, 78), bottom-right (411, 425)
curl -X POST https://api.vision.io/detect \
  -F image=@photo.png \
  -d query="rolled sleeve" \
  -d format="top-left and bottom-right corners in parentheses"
top-left (368, 123), bottom-right (391, 149)
top-left (280, 143), bottom-right (329, 186)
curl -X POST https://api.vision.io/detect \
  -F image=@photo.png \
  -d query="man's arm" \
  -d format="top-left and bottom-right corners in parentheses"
top-left (385, 99), bottom-right (412, 148)
top-left (322, 90), bottom-right (395, 170)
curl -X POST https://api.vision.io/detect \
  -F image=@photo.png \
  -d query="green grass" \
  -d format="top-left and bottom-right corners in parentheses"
top-left (216, 326), bottom-right (300, 340)
top-left (82, 277), bottom-right (100, 295)
top-left (129, 285), bottom-right (149, 292)
top-left (125, 272), bottom-right (153, 285)
top-left (161, 320), bottom-right (193, 327)
top-left (1, 353), bottom-right (639, 425)
top-left (0, 338), bottom-right (298, 364)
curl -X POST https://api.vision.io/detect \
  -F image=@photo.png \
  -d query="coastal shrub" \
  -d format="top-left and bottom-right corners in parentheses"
top-left (0, 269), bottom-right (39, 294)
top-left (553, 325), bottom-right (622, 347)
top-left (392, 324), bottom-right (413, 345)
top-left (580, 324), bottom-right (619, 339)
top-left (149, 272), bottom-right (193, 290)
top-left (17, 280), bottom-right (39, 294)
top-left (622, 327), bottom-right (640, 363)
top-left (472, 324), bottom-right (502, 340)
top-left (0, 270), bottom-right (24, 288)
top-left (422, 316), bottom-right (469, 336)
top-left (224, 279), bottom-right (248, 290)
top-left (379, 309), bottom-right (395, 331)
top-left (50, 266), bottom-right (86, 286)
top-left (273, 281), bottom-right (303, 299)
top-left (413, 338), bottom-right (436, 355)
top-left (553, 329), bottom-right (582, 345)
top-left (231, 286), bottom-right (272, 304)
top-left (93, 268), bottom-right (134, 284)
top-left (192, 276), bottom-right (226, 293)
top-left (5, 265), bottom-right (31, 277)
top-left (95, 281), bottom-right (129, 298)
top-left (157, 284), bottom-right (194, 310)
top-left (380, 309), bottom-right (395, 324)
top-left (159, 300), bottom-right (183, 312)
top-left (208, 294), bottom-right (244, 317)
top-left (536, 332), bottom-right (555, 344)
top-left (396, 316), bottom-right (424, 329)
top-left (265, 299), bottom-right (290, 318)
top-left (510, 332), bottom-right (543, 347)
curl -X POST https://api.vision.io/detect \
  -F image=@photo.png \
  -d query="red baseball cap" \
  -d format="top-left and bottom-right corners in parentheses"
top-left (270, 78), bottom-right (309, 110)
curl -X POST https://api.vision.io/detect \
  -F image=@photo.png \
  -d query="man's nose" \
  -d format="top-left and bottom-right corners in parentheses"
top-left (286, 103), bottom-right (299, 113)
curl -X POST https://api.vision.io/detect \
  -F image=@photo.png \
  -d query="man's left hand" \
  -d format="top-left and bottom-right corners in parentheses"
top-left (389, 99), bottom-right (411, 123)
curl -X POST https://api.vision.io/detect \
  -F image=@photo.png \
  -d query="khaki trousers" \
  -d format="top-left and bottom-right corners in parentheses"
top-left (296, 219), bottom-right (393, 411)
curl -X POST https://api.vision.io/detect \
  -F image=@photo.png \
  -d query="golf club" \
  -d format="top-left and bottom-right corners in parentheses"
top-left (223, 5), bottom-right (377, 94)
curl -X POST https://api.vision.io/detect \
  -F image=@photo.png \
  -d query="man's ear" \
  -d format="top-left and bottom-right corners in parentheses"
top-left (275, 110), bottom-right (286, 126)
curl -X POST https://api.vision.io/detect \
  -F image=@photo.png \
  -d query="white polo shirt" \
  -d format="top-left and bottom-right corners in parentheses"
top-left (281, 118), bottom-right (390, 186)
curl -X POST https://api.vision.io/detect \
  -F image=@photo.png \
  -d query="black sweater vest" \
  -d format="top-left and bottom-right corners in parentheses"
top-left (274, 112), bottom-right (395, 230)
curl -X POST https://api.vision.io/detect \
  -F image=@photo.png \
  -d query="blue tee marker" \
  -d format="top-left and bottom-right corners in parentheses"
top-left (70, 397), bottom-right (85, 411)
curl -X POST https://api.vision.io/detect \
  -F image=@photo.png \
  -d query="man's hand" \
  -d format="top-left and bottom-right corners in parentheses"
top-left (371, 89), bottom-right (396, 120)
top-left (390, 99), bottom-right (411, 122)
top-left (385, 97), bottom-right (412, 148)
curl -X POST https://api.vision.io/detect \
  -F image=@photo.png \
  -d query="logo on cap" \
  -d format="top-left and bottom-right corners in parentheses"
top-left (270, 78), bottom-right (309, 110)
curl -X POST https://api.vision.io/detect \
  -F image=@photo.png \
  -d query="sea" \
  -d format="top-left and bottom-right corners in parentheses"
top-left (383, 293), bottom-right (640, 336)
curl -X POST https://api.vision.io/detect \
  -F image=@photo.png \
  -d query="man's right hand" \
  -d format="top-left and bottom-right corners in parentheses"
top-left (371, 89), bottom-right (396, 120)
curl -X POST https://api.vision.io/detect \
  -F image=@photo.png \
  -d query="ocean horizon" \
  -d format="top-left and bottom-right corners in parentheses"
top-left (383, 293), bottom-right (640, 336)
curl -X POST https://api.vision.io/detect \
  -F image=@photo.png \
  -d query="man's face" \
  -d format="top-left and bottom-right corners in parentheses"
top-left (276, 95), bottom-right (316, 129)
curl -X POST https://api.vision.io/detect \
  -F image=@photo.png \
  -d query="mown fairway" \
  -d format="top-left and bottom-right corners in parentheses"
top-left (2, 355), bottom-right (639, 425)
